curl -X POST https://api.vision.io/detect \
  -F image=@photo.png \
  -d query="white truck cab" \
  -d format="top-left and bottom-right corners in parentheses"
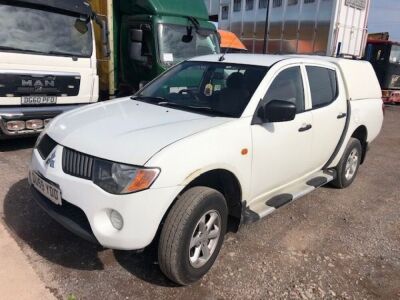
top-left (29, 54), bottom-right (383, 285)
top-left (0, 0), bottom-right (106, 139)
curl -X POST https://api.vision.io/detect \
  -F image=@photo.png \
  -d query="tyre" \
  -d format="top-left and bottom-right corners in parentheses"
top-left (331, 137), bottom-right (362, 189)
top-left (158, 186), bottom-right (228, 285)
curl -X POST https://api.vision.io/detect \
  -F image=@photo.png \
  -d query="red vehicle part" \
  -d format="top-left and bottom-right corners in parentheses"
top-left (382, 90), bottom-right (400, 104)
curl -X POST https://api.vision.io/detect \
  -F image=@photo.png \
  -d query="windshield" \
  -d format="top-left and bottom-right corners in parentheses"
top-left (158, 24), bottom-right (219, 65)
top-left (0, 4), bottom-right (92, 57)
top-left (135, 61), bottom-right (268, 118)
top-left (390, 45), bottom-right (400, 64)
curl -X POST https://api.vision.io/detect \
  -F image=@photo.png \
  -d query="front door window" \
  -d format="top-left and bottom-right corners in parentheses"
top-left (262, 66), bottom-right (305, 113)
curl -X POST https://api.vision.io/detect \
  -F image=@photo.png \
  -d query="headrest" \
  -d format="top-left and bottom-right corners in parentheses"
top-left (226, 72), bottom-right (244, 89)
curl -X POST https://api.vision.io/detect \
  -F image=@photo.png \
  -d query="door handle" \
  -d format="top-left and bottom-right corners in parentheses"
top-left (337, 112), bottom-right (347, 119)
top-left (298, 124), bottom-right (312, 132)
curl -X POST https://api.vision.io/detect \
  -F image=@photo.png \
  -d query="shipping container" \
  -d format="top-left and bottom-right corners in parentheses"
top-left (218, 0), bottom-right (370, 58)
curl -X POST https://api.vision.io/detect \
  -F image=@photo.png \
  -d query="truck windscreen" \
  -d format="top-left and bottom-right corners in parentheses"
top-left (390, 45), bottom-right (400, 65)
top-left (158, 24), bottom-right (219, 65)
top-left (0, 4), bottom-right (92, 58)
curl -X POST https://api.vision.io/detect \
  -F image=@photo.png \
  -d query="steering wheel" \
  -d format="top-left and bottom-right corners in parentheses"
top-left (179, 89), bottom-right (200, 102)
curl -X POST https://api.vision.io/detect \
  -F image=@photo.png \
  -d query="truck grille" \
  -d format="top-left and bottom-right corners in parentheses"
top-left (37, 134), bottom-right (57, 159)
top-left (0, 73), bottom-right (80, 97)
top-left (62, 148), bottom-right (94, 180)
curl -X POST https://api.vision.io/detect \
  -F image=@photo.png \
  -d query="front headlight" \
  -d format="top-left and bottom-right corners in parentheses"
top-left (93, 159), bottom-right (160, 194)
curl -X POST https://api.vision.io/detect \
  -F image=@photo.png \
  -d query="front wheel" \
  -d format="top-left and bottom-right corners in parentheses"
top-left (158, 186), bottom-right (228, 285)
top-left (331, 138), bottom-right (362, 189)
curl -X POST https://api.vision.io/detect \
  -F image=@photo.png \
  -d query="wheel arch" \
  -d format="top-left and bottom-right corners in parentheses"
top-left (159, 168), bottom-right (243, 234)
top-left (351, 125), bottom-right (368, 164)
top-left (184, 169), bottom-right (243, 232)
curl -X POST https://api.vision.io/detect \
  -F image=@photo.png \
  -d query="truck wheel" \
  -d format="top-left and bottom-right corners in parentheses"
top-left (158, 186), bottom-right (228, 285)
top-left (331, 138), bottom-right (362, 189)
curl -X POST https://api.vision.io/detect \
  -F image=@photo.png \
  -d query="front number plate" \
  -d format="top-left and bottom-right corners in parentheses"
top-left (21, 96), bottom-right (57, 105)
top-left (31, 171), bottom-right (62, 205)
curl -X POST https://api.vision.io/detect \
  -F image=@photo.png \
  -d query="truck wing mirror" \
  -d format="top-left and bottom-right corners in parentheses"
top-left (258, 100), bottom-right (296, 123)
top-left (130, 29), bottom-right (143, 42)
top-left (93, 13), bottom-right (110, 59)
top-left (130, 42), bottom-right (146, 62)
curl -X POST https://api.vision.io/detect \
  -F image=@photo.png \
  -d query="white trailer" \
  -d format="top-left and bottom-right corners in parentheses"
top-left (218, 0), bottom-right (370, 58)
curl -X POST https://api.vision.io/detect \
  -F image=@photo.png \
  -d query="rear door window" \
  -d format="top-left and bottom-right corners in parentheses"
top-left (306, 66), bottom-right (338, 109)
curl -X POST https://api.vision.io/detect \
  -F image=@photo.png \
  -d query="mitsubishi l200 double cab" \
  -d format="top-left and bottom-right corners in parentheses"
top-left (29, 54), bottom-right (383, 285)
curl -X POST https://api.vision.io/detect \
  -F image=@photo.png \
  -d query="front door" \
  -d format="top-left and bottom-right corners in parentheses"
top-left (250, 65), bottom-right (314, 201)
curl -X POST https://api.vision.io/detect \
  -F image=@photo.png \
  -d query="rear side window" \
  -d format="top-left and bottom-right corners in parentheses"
top-left (262, 66), bottom-right (305, 113)
top-left (306, 66), bottom-right (338, 109)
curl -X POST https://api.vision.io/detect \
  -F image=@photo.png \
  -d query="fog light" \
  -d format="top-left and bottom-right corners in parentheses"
top-left (6, 120), bottom-right (25, 131)
top-left (26, 119), bottom-right (43, 130)
top-left (44, 118), bottom-right (52, 126)
top-left (110, 210), bottom-right (123, 230)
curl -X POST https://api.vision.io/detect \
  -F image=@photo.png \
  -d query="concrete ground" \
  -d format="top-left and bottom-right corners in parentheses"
top-left (0, 222), bottom-right (54, 300)
top-left (0, 106), bottom-right (399, 300)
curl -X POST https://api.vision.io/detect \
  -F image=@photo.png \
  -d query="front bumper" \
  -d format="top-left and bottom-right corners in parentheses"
top-left (29, 145), bottom-right (182, 250)
top-left (0, 104), bottom-right (86, 139)
top-left (31, 186), bottom-right (99, 244)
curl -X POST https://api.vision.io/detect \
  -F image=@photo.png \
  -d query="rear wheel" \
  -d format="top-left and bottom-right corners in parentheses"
top-left (158, 186), bottom-right (228, 285)
top-left (331, 138), bottom-right (362, 189)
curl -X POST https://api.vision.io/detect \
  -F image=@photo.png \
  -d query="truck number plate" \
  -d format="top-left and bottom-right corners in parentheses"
top-left (31, 171), bottom-right (62, 206)
top-left (21, 96), bottom-right (57, 105)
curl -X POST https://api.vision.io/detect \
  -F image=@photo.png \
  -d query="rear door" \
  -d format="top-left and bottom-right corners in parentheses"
top-left (305, 64), bottom-right (347, 169)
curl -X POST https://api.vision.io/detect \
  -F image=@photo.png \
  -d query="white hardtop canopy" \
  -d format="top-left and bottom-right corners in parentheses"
top-left (190, 54), bottom-right (382, 101)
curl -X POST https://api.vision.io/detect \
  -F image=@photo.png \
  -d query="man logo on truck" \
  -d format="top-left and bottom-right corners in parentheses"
top-left (21, 78), bottom-right (55, 90)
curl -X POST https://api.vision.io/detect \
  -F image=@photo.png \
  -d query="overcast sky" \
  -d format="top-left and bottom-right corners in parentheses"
top-left (368, 0), bottom-right (400, 41)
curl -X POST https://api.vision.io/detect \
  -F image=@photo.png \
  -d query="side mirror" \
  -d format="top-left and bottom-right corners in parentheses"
top-left (93, 14), bottom-right (110, 58)
top-left (258, 100), bottom-right (296, 123)
top-left (129, 42), bottom-right (145, 62)
top-left (129, 28), bottom-right (153, 65)
top-left (129, 29), bottom-right (145, 62)
top-left (130, 29), bottom-right (143, 42)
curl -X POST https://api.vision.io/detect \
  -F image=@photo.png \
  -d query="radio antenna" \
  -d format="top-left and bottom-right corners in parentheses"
top-left (218, 32), bottom-right (236, 62)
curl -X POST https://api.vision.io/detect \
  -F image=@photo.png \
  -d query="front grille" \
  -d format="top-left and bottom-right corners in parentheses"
top-left (62, 148), bottom-right (94, 180)
top-left (37, 134), bottom-right (57, 159)
top-left (0, 73), bottom-right (80, 97)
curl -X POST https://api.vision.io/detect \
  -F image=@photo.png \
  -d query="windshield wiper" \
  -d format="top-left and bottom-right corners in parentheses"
top-left (157, 101), bottom-right (233, 117)
top-left (0, 46), bottom-right (47, 55)
top-left (0, 46), bottom-right (82, 57)
top-left (47, 50), bottom-right (75, 57)
top-left (131, 95), bottom-right (167, 102)
top-left (0, 46), bottom-right (21, 51)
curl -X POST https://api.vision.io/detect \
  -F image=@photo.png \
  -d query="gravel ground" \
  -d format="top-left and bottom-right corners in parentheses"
top-left (0, 106), bottom-right (399, 300)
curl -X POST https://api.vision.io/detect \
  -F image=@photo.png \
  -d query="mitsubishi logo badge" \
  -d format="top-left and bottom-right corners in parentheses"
top-left (46, 152), bottom-right (56, 168)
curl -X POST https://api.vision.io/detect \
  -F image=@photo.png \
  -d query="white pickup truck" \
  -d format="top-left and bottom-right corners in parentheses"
top-left (29, 54), bottom-right (383, 285)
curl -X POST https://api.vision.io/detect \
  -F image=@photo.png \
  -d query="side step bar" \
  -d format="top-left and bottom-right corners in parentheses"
top-left (242, 169), bottom-right (336, 224)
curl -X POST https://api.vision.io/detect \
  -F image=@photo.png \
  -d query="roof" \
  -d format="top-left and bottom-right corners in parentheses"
top-left (12, 0), bottom-right (92, 16)
top-left (218, 30), bottom-right (247, 51)
top-left (190, 53), bottom-right (371, 68)
top-left (189, 54), bottom-right (288, 67)
top-left (119, 0), bottom-right (209, 20)
top-left (367, 39), bottom-right (400, 46)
